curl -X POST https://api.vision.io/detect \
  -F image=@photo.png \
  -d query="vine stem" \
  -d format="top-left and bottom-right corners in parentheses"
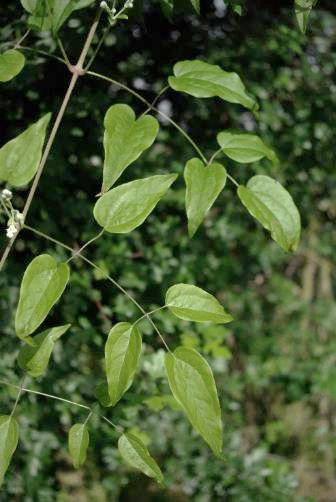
top-left (66, 229), bottom-right (105, 263)
top-left (0, 8), bottom-right (102, 273)
top-left (86, 70), bottom-right (208, 163)
top-left (10, 375), bottom-right (26, 417)
top-left (0, 378), bottom-right (121, 431)
top-left (23, 225), bottom-right (171, 352)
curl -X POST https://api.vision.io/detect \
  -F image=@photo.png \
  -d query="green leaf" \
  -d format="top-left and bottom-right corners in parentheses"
top-left (165, 347), bottom-right (223, 456)
top-left (103, 104), bottom-right (159, 191)
top-left (295, 0), bottom-right (315, 33)
top-left (105, 322), bottom-right (142, 406)
top-left (165, 283), bottom-right (233, 324)
top-left (189, 0), bottom-right (200, 13)
top-left (93, 174), bottom-right (177, 234)
top-left (18, 324), bottom-right (71, 377)
top-left (217, 131), bottom-right (278, 164)
top-left (0, 113), bottom-right (51, 187)
top-left (184, 158), bottom-right (227, 237)
top-left (68, 423), bottom-right (89, 469)
top-left (168, 60), bottom-right (256, 110)
top-left (0, 50), bottom-right (25, 83)
top-left (15, 254), bottom-right (70, 340)
top-left (237, 175), bottom-right (301, 252)
top-left (118, 433), bottom-right (164, 484)
top-left (21, 0), bottom-right (95, 33)
top-left (0, 416), bottom-right (19, 486)
top-left (95, 381), bottom-right (112, 407)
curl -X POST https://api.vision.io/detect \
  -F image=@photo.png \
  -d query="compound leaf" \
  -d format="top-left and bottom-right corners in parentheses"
top-left (0, 416), bottom-right (19, 486)
top-left (0, 50), bottom-right (25, 83)
top-left (15, 254), bottom-right (70, 340)
top-left (0, 113), bottom-right (51, 187)
top-left (168, 60), bottom-right (256, 110)
top-left (184, 158), bottom-right (227, 237)
top-left (217, 131), bottom-right (277, 164)
top-left (18, 324), bottom-right (71, 377)
top-left (93, 174), bottom-right (177, 234)
top-left (237, 175), bottom-right (301, 252)
top-left (165, 347), bottom-right (223, 456)
top-left (105, 323), bottom-right (142, 406)
top-left (165, 283), bottom-right (233, 324)
top-left (103, 104), bottom-right (159, 191)
top-left (68, 423), bottom-right (89, 469)
top-left (118, 433), bottom-right (164, 484)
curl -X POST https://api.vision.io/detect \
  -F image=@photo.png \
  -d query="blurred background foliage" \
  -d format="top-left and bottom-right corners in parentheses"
top-left (0, 0), bottom-right (335, 500)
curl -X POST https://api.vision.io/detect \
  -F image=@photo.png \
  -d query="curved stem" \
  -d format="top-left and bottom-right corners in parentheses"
top-left (10, 375), bottom-right (26, 417)
top-left (23, 225), bottom-right (171, 352)
top-left (86, 70), bottom-right (207, 163)
top-left (66, 229), bottom-right (105, 263)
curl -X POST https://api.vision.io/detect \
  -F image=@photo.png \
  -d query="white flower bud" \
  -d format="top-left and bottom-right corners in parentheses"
top-left (100, 1), bottom-right (109, 10)
top-left (6, 223), bottom-right (18, 239)
top-left (1, 188), bottom-right (13, 201)
top-left (13, 210), bottom-right (24, 225)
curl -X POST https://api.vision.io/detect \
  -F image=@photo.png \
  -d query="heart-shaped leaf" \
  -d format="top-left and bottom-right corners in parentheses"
top-left (237, 175), bottom-right (301, 252)
top-left (165, 283), bottom-right (233, 324)
top-left (0, 416), bottom-right (19, 486)
top-left (0, 50), bottom-right (25, 83)
top-left (18, 324), bottom-right (71, 377)
top-left (15, 254), bottom-right (70, 340)
top-left (68, 423), bottom-right (89, 469)
top-left (184, 158), bottom-right (227, 237)
top-left (118, 433), bottom-right (164, 484)
top-left (0, 113), bottom-right (51, 187)
top-left (105, 323), bottom-right (142, 406)
top-left (168, 60), bottom-right (256, 110)
top-left (103, 104), bottom-right (159, 191)
top-left (217, 131), bottom-right (277, 164)
top-left (93, 174), bottom-right (177, 234)
top-left (165, 347), bottom-right (223, 456)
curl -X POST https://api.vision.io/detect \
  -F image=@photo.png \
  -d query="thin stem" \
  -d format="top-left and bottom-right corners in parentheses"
top-left (131, 306), bottom-right (168, 329)
top-left (0, 198), bottom-right (11, 218)
top-left (10, 375), bottom-right (26, 417)
top-left (207, 148), bottom-right (222, 166)
top-left (86, 71), bottom-right (207, 163)
top-left (16, 45), bottom-right (67, 65)
top-left (140, 85), bottom-right (169, 117)
top-left (84, 410), bottom-right (93, 425)
top-left (85, 25), bottom-right (111, 71)
top-left (56, 36), bottom-right (71, 67)
top-left (66, 229), bottom-right (105, 263)
top-left (101, 415), bottom-right (122, 432)
top-left (23, 225), bottom-right (171, 352)
top-left (0, 8), bottom-right (102, 272)
top-left (0, 378), bottom-right (91, 411)
top-left (227, 173), bottom-right (239, 187)
top-left (14, 29), bottom-right (31, 49)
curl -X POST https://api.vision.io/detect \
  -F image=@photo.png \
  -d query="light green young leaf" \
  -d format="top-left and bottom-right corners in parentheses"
top-left (237, 175), bottom-right (301, 252)
top-left (94, 174), bottom-right (177, 234)
top-left (15, 254), bottom-right (70, 340)
top-left (184, 158), bottom-right (227, 237)
top-left (105, 322), bottom-right (142, 406)
top-left (165, 347), bottom-right (223, 456)
top-left (18, 324), bottom-right (71, 377)
top-left (118, 433), bottom-right (164, 484)
top-left (21, 0), bottom-right (95, 33)
top-left (68, 423), bottom-right (89, 469)
top-left (0, 50), bottom-right (25, 83)
top-left (189, 0), bottom-right (200, 13)
top-left (0, 416), bottom-right (19, 486)
top-left (103, 104), bottom-right (159, 191)
top-left (295, 0), bottom-right (316, 33)
top-left (168, 60), bottom-right (256, 110)
top-left (0, 113), bottom-right (51, 187)
top-left (217, 131), bottom-right (277, 164)
top-left (165, 283), bottom-right (233, 324)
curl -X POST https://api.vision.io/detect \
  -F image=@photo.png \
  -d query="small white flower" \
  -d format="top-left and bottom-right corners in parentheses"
top-left (1, 188), bottom-right (12, 201)
top-left (6, 223), bottom-right (17, 239)
top-left (13, 210), bottom-right (24, 225)
top-left (100, 1), bottom-right (109, 10)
